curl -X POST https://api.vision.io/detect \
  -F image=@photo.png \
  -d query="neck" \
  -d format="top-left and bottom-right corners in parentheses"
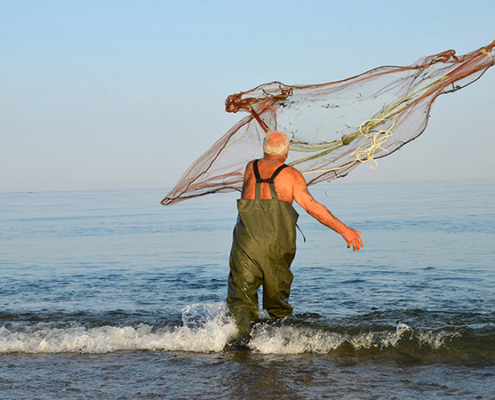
top-left (263, 154), bottom-right (287, 162)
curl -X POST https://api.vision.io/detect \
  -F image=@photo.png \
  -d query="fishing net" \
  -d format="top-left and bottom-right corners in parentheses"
top-left (161, 40), bottom-right (494, 205)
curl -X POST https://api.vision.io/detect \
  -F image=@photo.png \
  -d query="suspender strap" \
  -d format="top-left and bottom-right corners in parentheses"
top-left (253, 159), bottom-right (262, 182)
top-left (253, 160), bottom-right (288, 200)
top-left (270, 164), bottom-right (288, 181)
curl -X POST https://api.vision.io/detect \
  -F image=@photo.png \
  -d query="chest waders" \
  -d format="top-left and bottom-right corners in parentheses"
top-left (227, 160), bottom-right (299, 340)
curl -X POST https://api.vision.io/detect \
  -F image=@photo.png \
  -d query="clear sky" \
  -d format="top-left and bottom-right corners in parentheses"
top-left (1, 0), bottom-right (494, 193)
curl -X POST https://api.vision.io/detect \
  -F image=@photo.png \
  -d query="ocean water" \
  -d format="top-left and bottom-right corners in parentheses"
top-left (0, 181), bottom-right (494, 399)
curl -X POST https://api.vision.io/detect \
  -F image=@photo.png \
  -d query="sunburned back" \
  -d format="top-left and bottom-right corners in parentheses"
top-left (241, 158), bottom-right (296, 204)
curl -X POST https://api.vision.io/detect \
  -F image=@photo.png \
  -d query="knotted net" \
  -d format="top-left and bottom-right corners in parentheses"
top-left (162, 40), bottom-right (494, 205)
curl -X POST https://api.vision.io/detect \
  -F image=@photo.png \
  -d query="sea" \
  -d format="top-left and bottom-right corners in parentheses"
top-left (0, 181), bottom-right (494, 399)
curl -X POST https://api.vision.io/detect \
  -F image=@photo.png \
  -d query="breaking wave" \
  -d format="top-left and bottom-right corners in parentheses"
top-left (0, 303), bottom-right (493, 364)
top-left (0, 303), bottom-right (235, 354)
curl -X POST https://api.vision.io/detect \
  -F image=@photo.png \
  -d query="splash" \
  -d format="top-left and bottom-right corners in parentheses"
top-left (0, 306), bottom-right (468, 357)
top-left (247, 320), bottom-right (461, 355)
top-left (0, 303), bottom-right (237, 354)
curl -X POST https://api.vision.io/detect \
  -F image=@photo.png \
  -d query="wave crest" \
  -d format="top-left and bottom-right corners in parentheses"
top-left (0, 303), bottom-right (476, 359)
top-left (0, 303), bottom-right (237, 354)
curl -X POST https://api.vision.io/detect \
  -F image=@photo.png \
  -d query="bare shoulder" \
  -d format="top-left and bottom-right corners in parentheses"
top-left (284, 164), bottom-right (303, 178)
top-left (285, 166), bottom-right (317, 208)
top-left (243, 160), bottom-right (255, 179)
top-left (284, 165), bottom-right (307, 186)
top-left (245, 160), bottom-right (255, 171)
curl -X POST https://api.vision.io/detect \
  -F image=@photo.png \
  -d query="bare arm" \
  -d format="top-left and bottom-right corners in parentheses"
top-left (292, 171), bottom-right (363, 251)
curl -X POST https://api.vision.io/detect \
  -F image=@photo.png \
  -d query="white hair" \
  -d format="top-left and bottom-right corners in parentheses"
top-left (263, 131), bottom-right (290, 157)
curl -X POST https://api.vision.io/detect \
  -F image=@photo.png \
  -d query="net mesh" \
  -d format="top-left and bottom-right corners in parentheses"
top-left (162, 40), bottom-right (494, 205)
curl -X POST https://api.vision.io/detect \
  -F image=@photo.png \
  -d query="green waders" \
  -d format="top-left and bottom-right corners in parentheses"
top-left (227, 160), bottom-right (298, 340)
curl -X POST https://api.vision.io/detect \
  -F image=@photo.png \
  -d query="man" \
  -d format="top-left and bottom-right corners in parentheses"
top-left (227, 131), bottom-right (363, 346)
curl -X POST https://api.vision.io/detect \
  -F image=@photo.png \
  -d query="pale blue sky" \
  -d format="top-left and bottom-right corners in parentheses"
top-left (1, 0), bottom-right (494, 193)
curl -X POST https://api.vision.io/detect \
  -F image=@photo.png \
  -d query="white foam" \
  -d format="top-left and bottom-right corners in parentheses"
top-left (379, 322), bottom-right (413, 348)
top-left (249, 323), bottom-right (346, 354)
top-left (0, 303), bottom-right (238, 354)
top-left (248, 321), bottom-right (458, 354)
top-left (248, 322), bottom-right (411, 354)
top-left (0, 307), bottom-right (461, 355)
top-left (417, 329), bottom-right (462, 350)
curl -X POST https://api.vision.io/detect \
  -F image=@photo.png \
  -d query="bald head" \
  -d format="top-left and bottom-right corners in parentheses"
top-left (263, 131), bottom-right (290, 157)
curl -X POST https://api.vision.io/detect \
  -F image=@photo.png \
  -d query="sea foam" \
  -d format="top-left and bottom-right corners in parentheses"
top-left (0, 303), bottom-right (462, 355)
top-left (0, 303), bottom-right (237, 354)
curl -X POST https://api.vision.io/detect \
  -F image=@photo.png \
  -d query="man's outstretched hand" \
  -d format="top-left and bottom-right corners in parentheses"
top-left (342, 228), bottom-right (363, 251)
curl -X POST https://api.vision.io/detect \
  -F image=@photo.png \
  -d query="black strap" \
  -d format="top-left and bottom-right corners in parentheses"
top-left (253, 160), bottom-right (288, 183)
top-left (251, 159), bottom-right (305, 242)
